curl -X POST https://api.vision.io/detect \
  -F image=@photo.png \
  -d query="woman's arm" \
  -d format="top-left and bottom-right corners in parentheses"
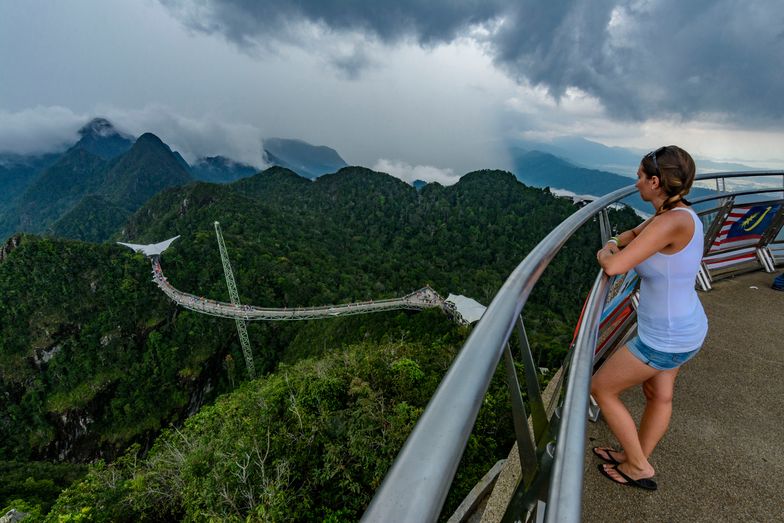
top-left (597, 216), bottom-right (676, 275)
top-left (606, 216), bottom-right (654, 249)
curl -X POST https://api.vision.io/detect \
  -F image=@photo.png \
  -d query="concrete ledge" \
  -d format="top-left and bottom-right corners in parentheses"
top-left (447, 459), bottom-right (506, 523)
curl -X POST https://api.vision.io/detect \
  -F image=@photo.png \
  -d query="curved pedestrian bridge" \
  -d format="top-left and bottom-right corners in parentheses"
top-left (147, 256), bottom-right (444, 321)
top-left (117, 237), bottom-right (447, 321)
top-left (582, 269), bottom-right (783, 522)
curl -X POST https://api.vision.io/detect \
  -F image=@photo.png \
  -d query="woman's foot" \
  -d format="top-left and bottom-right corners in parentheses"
top-left (593, 446), bottom-right (626, 464)
top-left (598, 462), bottom-right (657, 490)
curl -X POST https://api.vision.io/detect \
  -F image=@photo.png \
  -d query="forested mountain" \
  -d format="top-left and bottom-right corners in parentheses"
top-left (263, 137), bottom-right (348, 179)
top-left (6, 148), bottom-right (110, 235)
top-left (0, 167), bottom-right (639, 519)
top-left (0, 152), bottom-right (62, 214)
top-left (0, 118), bottom-right (131, 225)
top-left (189, 156), bottom-right (258, 183)
top-left (50, 196), bottom-right (132, 243)
top-left (67, 118), bottom-right (134, 161)
top-left (0, 121), bottom-right (355, 243)
top-left (99, 133), bottom-right (192, 209)
top-left (0, 133), bottom-right (192, 241)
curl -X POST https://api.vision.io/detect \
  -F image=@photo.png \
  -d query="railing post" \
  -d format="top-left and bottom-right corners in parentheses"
top-left (503, 343), bottom-right (538, 487)
top-left (515, 316), bottom-right (548, 443)
top-left (598, 209), bottom-right (611, 244)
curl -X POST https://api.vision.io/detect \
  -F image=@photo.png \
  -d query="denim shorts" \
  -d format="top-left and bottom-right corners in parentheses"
top-left (626, 336), bottom-right (700, 370)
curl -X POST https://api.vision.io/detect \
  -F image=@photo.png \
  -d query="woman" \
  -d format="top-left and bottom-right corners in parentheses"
top-left (591, 145), bottom-right (708, 491)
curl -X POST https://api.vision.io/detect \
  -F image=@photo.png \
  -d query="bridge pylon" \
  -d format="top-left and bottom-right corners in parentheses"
top-left (214, 221), bottom-right (256, 379)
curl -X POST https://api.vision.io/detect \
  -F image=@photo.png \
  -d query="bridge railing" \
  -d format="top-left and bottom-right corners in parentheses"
top-left (362, 171), bottom-right (784, 523)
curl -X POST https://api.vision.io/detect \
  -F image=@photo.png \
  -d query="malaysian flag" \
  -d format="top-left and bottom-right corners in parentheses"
top-left (704, 204), bottom-right (781, 269)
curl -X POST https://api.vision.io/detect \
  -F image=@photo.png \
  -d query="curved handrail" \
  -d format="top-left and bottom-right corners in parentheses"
top-left (690, 187), bottom-right (784, 206)
top-left (361, 183), bottom-right (637, 521)
top-left (363, 170), bottom-right (784, 522)
top-left (544, 270), bottom-right (609, 522)
top-left (695, 170), bottom-right (784, 179)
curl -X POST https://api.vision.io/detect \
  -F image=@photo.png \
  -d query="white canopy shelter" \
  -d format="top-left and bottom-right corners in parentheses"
top-left (445, 293), bottom-right (486, 324)
top-left (117, 236), bottom-right (180, 257)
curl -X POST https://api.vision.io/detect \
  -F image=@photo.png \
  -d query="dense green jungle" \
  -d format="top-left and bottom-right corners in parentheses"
top-left (0, 165), bottom-right (640, 521)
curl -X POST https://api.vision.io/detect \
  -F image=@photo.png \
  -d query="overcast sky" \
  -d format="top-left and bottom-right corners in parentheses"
top-left (1, 0), bottom-right (783, 183)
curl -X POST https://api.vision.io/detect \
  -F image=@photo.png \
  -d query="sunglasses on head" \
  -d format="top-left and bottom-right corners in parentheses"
top-left (645, 146), bottom-right (667, 178)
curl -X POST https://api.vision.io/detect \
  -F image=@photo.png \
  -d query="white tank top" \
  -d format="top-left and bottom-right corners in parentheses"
top-left (635, 207), bottom-right (708, 353)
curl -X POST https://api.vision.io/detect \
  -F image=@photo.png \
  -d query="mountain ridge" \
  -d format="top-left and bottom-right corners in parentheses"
top-left (98, 132), bottom-right (192, 210)
top-left (264, 137), bottom-right (348, 179)
top-left (68, 117), bottom-right (134, 160)
top-left (0, 131), bottom-right (193, 240)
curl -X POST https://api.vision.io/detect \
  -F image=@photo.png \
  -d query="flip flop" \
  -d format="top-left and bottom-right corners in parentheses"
top-left (592, 446), bottom-right (621, 465)
top-left (598, 463), bottom-right (657, 491)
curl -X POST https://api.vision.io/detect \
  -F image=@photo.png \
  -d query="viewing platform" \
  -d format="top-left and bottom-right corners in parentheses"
top-left (362, 170), bottom-right (783, 523)
top-left (582, 270), bottom-right (783, 522)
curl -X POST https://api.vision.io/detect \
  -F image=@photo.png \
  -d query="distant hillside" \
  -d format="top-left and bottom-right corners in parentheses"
top-left (99, 133), bottom-right (192, 210)
top-left (68, 118), bottom-right (134, 160)
top-left (263, 137), bottom-right (348, 179)
top-left (511, 136), bottom-right (759, 175)
top-left (512, 149), bottom-right (716, 213)
top-left (0, 118), bottom-right (131, 223)
top-left (513, 136), bottom-right (643, 174)
top-left (190, 155), bottom-right (258, 183)
top-left (51, 195), bottom-right (132, 243)
top-left (0, 152), bottom-right (61, 213)
top-left (2, 148), bottom-right (109, 236)
top-left (0, 132), bottom-right (193, 242)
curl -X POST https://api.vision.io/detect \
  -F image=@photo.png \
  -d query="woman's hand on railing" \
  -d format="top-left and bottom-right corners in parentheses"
top-left (596, 243), bottom-right (619, 261)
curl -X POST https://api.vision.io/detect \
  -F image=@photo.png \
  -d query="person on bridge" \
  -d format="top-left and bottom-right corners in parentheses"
top-left (592, 145), bottom-right (708, 491)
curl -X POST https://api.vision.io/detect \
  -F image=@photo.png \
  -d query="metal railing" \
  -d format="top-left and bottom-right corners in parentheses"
top-left (362, 171), bottom-right (784, 523)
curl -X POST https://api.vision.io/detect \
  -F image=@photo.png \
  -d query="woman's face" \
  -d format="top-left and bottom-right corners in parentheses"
top-left (635, 165), bottom-right (659, 201)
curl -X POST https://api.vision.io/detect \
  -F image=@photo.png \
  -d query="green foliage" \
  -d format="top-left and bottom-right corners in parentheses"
top-left (0, 133), bottom-right (191, 242)
top-left (0, 236), bottom-right (230, 463)
top-left (190, 156), bottom-right (257, 184)
top-left (0, 460), bottom-right (86, 516)
top-left (43, 458), bottom-right (132, 523)
top-left (0, 166), bottom-right (641, 517)
top-left (46, 338), bottom-right (518, 522)
top-left (0, 152), bottom-right (60, 216)
top-left (51, 196), bottom-right (131, 243)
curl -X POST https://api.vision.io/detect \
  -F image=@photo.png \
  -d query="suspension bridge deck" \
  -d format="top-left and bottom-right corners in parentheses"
top-left (581, 270), bottom-right (783, 522)
top-left (149, 258), bottom-right (444, 321)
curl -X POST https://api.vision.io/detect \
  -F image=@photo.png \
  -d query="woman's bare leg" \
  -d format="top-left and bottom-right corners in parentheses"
top-left (591, 346), bottom-right (659, 480)
top-left (638, 367), bottom-right (679, 458)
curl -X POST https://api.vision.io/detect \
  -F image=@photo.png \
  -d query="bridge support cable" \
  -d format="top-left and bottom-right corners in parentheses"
top-left (214, 221), bottom-right (256, 379)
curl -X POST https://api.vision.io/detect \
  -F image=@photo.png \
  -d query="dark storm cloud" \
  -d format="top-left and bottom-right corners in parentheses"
top-left (160, 0), bottom-right (784, 126)
top-left (329, 48), bottom-right (375, 80)
top-left (492, 0), bottom-right (784, 124)
top-left (160, 0), bottom-right (508, 46)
